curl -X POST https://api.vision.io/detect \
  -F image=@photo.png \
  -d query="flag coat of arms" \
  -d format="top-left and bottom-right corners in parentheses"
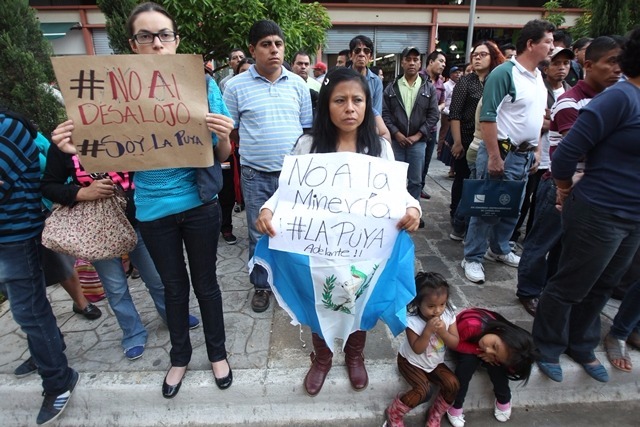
top-left (251, 231), bottom-right (415, 349)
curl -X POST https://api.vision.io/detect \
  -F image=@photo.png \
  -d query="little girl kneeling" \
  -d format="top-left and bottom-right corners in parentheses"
top-left (384, 272), bottom-right (460, 427)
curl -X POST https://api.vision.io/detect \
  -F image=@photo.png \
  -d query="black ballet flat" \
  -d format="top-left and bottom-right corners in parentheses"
top-left (162, 368), bottom-right (186, 399)
top-left (213, 361), bottom-right (233, 390)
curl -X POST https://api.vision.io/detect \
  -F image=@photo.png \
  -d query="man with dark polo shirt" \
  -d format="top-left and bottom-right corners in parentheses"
top-left (460, 19), bottom-right (555, 284)
top-left (515, 36), bottom-right (622, 315)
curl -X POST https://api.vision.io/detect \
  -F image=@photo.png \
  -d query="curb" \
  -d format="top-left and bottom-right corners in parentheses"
top-left (2, 351), bottom-right (639, 427)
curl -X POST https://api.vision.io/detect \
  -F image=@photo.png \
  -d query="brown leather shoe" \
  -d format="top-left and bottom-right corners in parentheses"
top-left (251, 289), bottom-right (271, 313)
top-left (344, 330), bottom-right (368, 391)
top-left (518, 297), bottom-right (538, 317)
top-left (303, 333), bottom-right (333, 396)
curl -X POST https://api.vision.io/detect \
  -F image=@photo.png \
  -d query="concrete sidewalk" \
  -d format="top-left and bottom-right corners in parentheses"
top-left (1, 160), bottom-right (638, 426)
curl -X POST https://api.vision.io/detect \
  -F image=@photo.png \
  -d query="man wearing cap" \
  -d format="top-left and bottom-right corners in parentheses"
top-left (382, 47), bottom-right (439, 228)
top-left (313, 61), bottom-right (327, 83)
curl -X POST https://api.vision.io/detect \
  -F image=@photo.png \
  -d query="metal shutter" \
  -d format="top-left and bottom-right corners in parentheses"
top-left (374, 27), bottom-right (429, 55)
top-left (92, 29), bottom-right (113, 55)
top-left (325, 27), bottom-right (375, 54)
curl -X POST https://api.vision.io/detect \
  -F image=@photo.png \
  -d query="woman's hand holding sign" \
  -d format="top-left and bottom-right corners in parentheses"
top-left (51, 119), bottom-right (78, 154)
top-left (256, 209), bottom-right (276, 237)
top-left (396, 207), bottom-right (421, 232)
top-left (206, 113), bottom-right (234, 161)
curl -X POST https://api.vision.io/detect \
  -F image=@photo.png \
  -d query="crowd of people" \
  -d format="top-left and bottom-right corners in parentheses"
top-left (1, 1), bottom-right (639, 425)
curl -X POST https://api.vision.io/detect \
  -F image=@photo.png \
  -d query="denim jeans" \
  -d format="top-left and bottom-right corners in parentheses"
top-left (420, 130), bottom-right (437, 191)
top-left (139, 200), bottom-right (227, 366)
top-left (532, 195), bottom-right (640, 363)
top-left (392, 140), bottom-right (426, 200)
top-left (0, 237), bottom-right (74, 395)
top-left (516, 178), bottom-right (562, 299)
top-left (451, 352), bottom-right (511, 410)
top-left (92, 227), bottom-right (166, 351)
top-left (463, 142), bottom-right (532, 263)
top-left (241, 165), bottom-right (280, 289)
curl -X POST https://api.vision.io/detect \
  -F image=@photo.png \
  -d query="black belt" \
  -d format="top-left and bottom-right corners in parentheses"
top-left (498, 139), bottom-right (536, 153)
top-left (242, 165), bottom-right (281, 177)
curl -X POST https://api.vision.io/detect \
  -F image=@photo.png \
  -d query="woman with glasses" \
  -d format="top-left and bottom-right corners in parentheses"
top-left (448, 41), bottom-right (505, 241)
top-left (52, 1), bottom-right (234, 398)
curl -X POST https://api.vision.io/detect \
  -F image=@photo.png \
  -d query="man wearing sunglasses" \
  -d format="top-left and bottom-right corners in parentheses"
top-left (348, 35), bottom-right (391, 143)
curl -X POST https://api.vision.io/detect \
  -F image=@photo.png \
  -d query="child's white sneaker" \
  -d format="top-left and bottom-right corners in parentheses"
top-left (446, 408), bottom-right (466, 427)
top-left (494, 400), bottom-right (511, 422)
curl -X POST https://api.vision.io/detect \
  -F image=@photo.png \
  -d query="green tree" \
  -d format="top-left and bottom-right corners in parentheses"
top-left (0, 0), bottom-right (63, 135)
top-left (590, 0), bottom-right (629, 37)
top-left (543, 1), bottom-right (566, 28)
top-left (97, 0), bottom-right (138, 54)
top-left (100, 0), bottom-right (331, 62)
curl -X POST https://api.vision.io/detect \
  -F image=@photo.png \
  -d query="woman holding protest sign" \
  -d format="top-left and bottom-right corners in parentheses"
top-left (255, 67), bottom-right (421, 396)
top-left (52, 1), bottom-right (234, 398)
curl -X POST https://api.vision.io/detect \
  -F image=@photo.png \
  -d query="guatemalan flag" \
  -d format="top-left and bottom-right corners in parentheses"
top-left (250, 152), bottom-right (417, 351)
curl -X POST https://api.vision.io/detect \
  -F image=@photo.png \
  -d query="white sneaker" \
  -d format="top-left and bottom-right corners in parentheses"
top-left (494, 400), bottom-right (511, 422)
top-left (461, 260), bottom-right (485, 283)
top-left (447, 409), bottom-right (466, 427)
top-left (484, 248), bottom-right (520, 268)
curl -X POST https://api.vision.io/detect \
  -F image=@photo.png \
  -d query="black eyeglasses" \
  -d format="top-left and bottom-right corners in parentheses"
top-left (353, 47), bottom-right (372, 55)
top-left (471, 51), bottom-right (490, 59)
top-left (132, 31), bottom-right (177, 44)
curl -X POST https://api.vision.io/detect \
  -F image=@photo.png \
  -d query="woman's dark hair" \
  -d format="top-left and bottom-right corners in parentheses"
top-left (407, 272), bottom-right (453, 316)
top-left (126, 2), bottom-right (177, 38)
top-left (472, 40), bottom-right (506, 72)
top-left (458, 309), bottom-right (540, 384)
top-left (235, 58), bottom-right (255, 75)
top-left (619, 27), bottom-right (640, 78)
top-left (310, 67), bottom-right (381, 157)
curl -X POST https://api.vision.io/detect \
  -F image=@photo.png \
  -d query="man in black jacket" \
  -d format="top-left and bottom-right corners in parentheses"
top-left (382, 47), bottom-right (439, 227)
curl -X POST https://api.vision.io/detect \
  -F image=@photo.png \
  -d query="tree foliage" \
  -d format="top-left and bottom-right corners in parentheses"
top-left (0, 0), bottom-right (63, 136)
top-left (97, 0), bottom-right (138, 54)
top-left (99, 0), bottom-right (331, 62)
top-left (590, 0), bottom-right (630, 37)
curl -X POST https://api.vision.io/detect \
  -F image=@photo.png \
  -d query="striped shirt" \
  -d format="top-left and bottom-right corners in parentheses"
top-left (223, 65), bottom-right (313, 172)
top-left (0, 114), bottom-right (44, 243)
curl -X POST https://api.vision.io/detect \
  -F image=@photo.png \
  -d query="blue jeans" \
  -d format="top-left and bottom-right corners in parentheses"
top-left (463, 142), bottom-right (532, 263)
top-left (420, 130), bottom-right (437, 191)
top-left (516, 178), bottom-right (562, 299)
top-left (92, 227), bottom-right (166, 351)
top-left (241, 165), bottom-right (280, 289)
top-left (0, 238), bottom-right (74, 395)
top-left (392, 140), bottom-right (426, 200)
top-left (532, 195), bottom-right (640, 363)
top-left (139, 200), bottom-right (227, 366)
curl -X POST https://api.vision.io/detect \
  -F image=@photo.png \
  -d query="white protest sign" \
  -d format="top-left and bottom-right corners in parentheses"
top-left (269, 152), bottom-right (409, 260)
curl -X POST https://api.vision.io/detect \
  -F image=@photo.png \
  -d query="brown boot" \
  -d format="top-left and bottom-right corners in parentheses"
top-left (344, 330), bottom-right (368, 391)
top-left (384, 395), bottom-right (411, 427)
top-left (303, 333), bottom-right (333, 396)
top-left (426, 394), bottom-right (451, 427)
